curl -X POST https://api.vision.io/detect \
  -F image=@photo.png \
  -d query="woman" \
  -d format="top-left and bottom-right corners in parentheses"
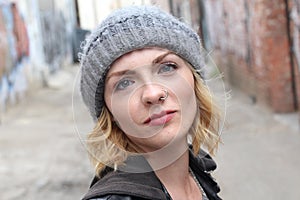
top-left (79, 5), bottom-right (222, 200)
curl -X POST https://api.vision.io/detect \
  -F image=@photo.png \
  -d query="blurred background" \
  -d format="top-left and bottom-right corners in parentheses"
top-left (0, 0), bottom-right (299, 199)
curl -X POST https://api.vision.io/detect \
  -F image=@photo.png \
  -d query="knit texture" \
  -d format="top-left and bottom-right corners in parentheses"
top-left (80, 5), bottom-right (205, 121)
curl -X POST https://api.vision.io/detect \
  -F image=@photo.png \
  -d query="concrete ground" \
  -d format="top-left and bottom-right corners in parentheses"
top-left (214, 89), bottom-right (300, 199)
top-left (0, 65), bottom-right (299, 200)
top-left (0, 66), bottom-right (93, 200)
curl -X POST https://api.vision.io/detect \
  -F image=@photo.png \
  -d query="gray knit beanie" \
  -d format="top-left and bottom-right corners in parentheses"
top-left (80, 5), bottom-right (205, 121)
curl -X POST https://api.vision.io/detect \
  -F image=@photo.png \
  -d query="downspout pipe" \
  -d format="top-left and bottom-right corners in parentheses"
top-left (168, 0), bottom-right (174, 15)
top-left (284, 0), bottom-right (299, 110)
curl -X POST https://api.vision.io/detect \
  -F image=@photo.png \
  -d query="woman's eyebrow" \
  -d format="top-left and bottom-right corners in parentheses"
top-left (107, 52), bottom-right (175, 81)
top-left (152, 52), bottom-right (175, 65)
top-left (106, 70), bottom-right (135, 82)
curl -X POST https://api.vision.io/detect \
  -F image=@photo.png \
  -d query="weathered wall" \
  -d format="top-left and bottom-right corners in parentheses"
top-left (0, 0), bottom-right (76, 115)
top-left (202, 0), bottom-right (300, 113)
top-left (0, 2), bottom-right (30, 112)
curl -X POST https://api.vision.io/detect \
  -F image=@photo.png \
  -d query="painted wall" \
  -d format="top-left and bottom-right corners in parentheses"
top-left (0, 0), bottom-right (76, 116)
top-left (0, 1), bottom-right (30, 113)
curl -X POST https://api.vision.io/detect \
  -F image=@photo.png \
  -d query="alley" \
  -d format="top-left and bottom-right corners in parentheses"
top-left (0, 65), bottom-right (92, 200)
top-left (0, 65), bottom-right (299, 200)
top-left (214, 89), bottom-right (300, 199)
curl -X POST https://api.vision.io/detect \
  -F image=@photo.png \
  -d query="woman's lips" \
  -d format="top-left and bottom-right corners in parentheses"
top-left (144, 110), bottom-right (176, 126)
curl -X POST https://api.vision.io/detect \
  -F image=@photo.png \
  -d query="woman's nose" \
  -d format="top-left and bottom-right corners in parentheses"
top-left (141, 85), bottom-right (167, 105)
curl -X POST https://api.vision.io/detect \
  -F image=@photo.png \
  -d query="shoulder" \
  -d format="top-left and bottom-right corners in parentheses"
top-left (82, 169), bottom-right (168, 200)
top-left (89, 194), bottom-right (135, 200)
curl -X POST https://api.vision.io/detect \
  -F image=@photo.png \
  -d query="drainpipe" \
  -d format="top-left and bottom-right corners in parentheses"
top-left (284, 0), bottom-right (298, 110)
top-left (168, 0), bottom-right (174, 15)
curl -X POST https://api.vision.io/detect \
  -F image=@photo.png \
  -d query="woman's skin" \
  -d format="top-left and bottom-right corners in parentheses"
top-left (104, 47), bottom-right (202, 199)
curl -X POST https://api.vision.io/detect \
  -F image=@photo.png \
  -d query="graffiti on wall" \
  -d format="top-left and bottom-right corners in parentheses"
top-left (40, 10), bottom-right (68, 72)
top-left (0, 0), bottom-right (76, 120)
top-left (0, 2), bottom-right (30, 114)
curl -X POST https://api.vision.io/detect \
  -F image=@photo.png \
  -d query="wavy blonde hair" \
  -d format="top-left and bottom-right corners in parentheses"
top-left (86, 66), bottom-right (221, 176)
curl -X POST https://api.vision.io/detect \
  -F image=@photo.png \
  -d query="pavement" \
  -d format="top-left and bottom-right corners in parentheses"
top-left (214, 89), bottom-right (300, 199)
top-left (0, 64), bottom-right (299, 200)
top-left (0, 65), bottom-right (93, 200)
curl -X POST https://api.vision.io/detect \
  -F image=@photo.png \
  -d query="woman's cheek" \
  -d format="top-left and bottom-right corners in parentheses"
top-left (167, 72), bottom-right (197, 123)
top-left (109, 92), bottom-right (131, 122)
top-left (110, 91), bottom-right (148, 138)
top-left (161, 72), bottom-right (194, 100)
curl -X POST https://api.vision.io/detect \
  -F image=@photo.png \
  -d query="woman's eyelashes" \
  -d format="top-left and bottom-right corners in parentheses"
top-left (115, 78), bottom-right (135, 90)
top-left (158, 62), bottom-right (178, 74)
top-left (114, 62), bottom-right (178, 91)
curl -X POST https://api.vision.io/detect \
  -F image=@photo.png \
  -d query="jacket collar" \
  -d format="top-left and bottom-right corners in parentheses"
top-left (82, 169), bottom-right (167, 200)
top-left (83, 148), bottom-right (221, 200)
top-left (189, 149), bottom-right (221, 200)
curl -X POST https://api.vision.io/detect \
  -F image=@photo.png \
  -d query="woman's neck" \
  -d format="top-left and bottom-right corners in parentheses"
top-left (155, 149), bottom-right (190, 185)
top-left (153, 150), bottom-right (203, 200)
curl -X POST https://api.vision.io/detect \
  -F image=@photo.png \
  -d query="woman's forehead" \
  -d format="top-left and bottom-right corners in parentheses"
top-left (107, 48), bottom-right (183, 75)
top-left (113, 48), bottom-right (168, 65)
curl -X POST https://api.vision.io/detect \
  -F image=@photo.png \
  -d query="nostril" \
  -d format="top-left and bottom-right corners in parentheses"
top-left (159, 89), bottom-right (168, 101)
top-left (141, 85), bottom-right (166, 105)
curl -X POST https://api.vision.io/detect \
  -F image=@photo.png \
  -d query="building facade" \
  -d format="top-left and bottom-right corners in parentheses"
top-left (0, 0), bottom-right (76, 116)
top-left (199, 0), bottom-right (300, 114)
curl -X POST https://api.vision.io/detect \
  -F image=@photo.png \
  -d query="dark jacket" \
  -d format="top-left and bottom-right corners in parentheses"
top-left (82, 149), bottom-right (222, 200)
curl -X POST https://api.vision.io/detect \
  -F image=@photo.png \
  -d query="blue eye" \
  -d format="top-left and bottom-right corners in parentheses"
top-left (158, 62), bottom-right (177, 74)
top-left (116, 79), bottom-right (134, 90)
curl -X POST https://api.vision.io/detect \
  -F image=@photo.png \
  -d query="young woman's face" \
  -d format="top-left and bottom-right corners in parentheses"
top-left (104, 48), bottom-right (197, 152)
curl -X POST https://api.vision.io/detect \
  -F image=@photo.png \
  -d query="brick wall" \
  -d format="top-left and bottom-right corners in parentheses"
top-left (202, 0), bottom-right (300, 113)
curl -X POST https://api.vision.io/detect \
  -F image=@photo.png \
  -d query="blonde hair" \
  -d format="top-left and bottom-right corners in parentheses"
top-left (86, 67), bottom-right (221, 176)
